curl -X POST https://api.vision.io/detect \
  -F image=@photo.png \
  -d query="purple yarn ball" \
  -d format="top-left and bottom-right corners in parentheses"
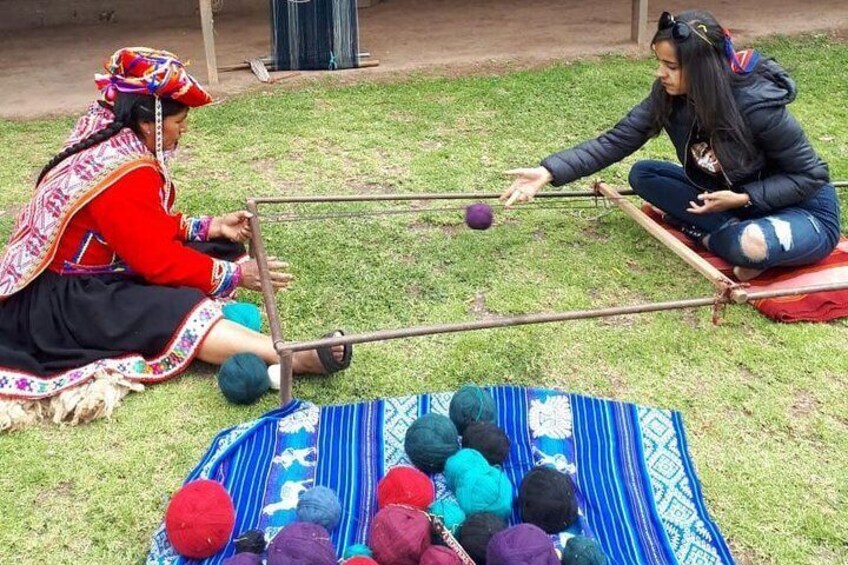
top-left (223, 553), bottom-right (263, 565)
top-left (486, 523), bottom-right (559, 565)
top-left (267, 522), bottom-right (337, 565)
top-left (465, 203), bottom-right (494, 230)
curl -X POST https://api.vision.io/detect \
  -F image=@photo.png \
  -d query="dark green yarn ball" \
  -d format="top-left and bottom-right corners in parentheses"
top-left (405, 413), bottom-right (460, 473)
top-left (218, 353), bottom-right (270, 405)
top-left (561, 535), bottom-right (608, 565)
top-left (449, 386), bottom-right (496, 433)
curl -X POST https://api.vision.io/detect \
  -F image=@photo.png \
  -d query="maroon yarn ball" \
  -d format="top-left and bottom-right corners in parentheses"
top-left (420, 545), bottom-right (464, 565)
top-left (369, 505), bottom-right (432, 565)
top-left (465, 203), bottom-right (494, 230)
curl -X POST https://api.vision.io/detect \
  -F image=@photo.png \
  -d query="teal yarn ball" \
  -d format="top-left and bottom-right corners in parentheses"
top-left (404, 413), bottom-right (460, 473)
top-left (223, 302), bottom-right (262, 332)
top-left (428, 499), bottom-right (467, 535)
top-left (455, 465), bottom-right (513, 519)
top-left (444, 448), bottom-right (490, 491)
top-left (296, 486), bottom-right (342, 532)
top-left (342, 543), bottom-right (373, 559)
top-left (562, 535), bottom-right (608, 565)
top-left (218, 353), bottom-right (270, 405)
top-left (449, 386), bottom-right (496, 433)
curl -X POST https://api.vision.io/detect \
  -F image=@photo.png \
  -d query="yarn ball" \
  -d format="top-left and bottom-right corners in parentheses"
top-left (223, 553), bottom-right (263, 565)
top-left (519, 467), bottom-right (578, 534)
top-left (233, 529), bottom-right (266, 554)
top-left (297, 486), bottom-right (342, 532)
top-left (405, 413), bottom-right (460, 473)
top-left (421, 545), bottom-right (464, 565)
top-left (461, 421), bottom-right (511, 466)
top-left (465, 202), bottom-right (494, 230)
top-left (267, 522), bottom-right (337, 565)
top-left (222, 302), bottom-right (262, 332)
top-left (345, 558), bottom-right (379, 565)
top-left (449, 386), bottom-right (496, 433)
top-left (165, 479), bottom-right (235, 559)
top-left (444, 448), bottom-right (490, 491)
top-left (458, 512), bottom-right (507, 565)
top-left (561, 535), bottom-right (608, 565)
top-left (218, 352), bottom-right (270, 405)
top-left (455, 465), bottom-right (514, 519)
top-left (428, 499), bottom-right (467, 535)
top-left (486, 524), bottom-right (559, 565)
top-left (376, 466), bottom-right (435, 510)
top-left (342, 543), bottom-right (373, 559)
top-left (369, 505), bottom-right (432, 565)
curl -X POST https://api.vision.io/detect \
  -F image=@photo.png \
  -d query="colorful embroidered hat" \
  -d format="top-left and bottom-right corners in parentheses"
top-left (94, 47), bottom-right (212, 107)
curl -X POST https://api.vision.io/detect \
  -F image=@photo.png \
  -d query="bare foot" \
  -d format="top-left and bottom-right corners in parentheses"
top-left (733, 266), bottom-right (764, 281)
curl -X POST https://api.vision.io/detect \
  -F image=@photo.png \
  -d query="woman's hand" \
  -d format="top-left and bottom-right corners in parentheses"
top-left (500, 167), bottom-right (554, 207)
top-left (238, 258), bottom-right (293, 292)
top-left (687, 191), bottom-right (750, 214)
top-left (210, 211), bottom-right (253, 242)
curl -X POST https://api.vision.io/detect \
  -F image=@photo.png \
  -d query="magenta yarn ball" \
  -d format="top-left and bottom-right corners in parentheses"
top-left (465, 203), bottom-right (494, 230)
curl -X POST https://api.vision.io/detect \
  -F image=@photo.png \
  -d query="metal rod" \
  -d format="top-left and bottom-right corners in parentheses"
top-left (594, 181), bottom-right (739, 293)
top-left (252, 189), bottom-right (634, 204)
top-left (281, 296), bottom-right (718, 351)
top-left (246, 199), bottom-right (293, 404)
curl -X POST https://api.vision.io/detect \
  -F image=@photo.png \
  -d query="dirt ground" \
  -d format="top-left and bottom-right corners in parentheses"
top-left (0, 0), bottom-right (845, 119)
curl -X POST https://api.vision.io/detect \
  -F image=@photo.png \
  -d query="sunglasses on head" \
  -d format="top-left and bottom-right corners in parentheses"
top-left (658, 11), bottom-right (713, 46)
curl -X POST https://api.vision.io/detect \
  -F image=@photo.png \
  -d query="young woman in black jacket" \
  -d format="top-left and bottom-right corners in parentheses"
top-left (502, 10), bottom-right (840, 280)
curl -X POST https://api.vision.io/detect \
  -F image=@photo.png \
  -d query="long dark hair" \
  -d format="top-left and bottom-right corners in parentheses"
top-left (36, 93), bottom-right (187, 186)
top-left (649, 10), bottom-right (756, 169)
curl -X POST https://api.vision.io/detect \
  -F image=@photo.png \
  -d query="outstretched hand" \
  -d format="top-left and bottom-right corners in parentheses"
top-left (211, 211), bottom-right (253, 243)
top-left (500, 167), bottom-right (554, 208)
top-left (239, 257), bottom-right (293, 292)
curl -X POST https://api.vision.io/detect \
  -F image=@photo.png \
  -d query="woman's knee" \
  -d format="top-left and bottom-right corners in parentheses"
top-left (738, 224), bottom-right (768, 263)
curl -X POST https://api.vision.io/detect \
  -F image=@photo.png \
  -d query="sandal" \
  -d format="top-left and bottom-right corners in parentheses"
top-left (316, 329), bottom-right (353, 373)
top-left (267, 329), bottom-right (353, 390)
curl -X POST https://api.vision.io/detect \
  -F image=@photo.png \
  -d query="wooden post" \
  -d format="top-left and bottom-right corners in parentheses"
top-left (199, 0), bottom-right (219, 85)
top-left (631, 0), bottom-right (648, 45)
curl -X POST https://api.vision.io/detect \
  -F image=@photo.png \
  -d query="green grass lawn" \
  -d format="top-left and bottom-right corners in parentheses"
top-left (1, 34), bottom-right (846, 564)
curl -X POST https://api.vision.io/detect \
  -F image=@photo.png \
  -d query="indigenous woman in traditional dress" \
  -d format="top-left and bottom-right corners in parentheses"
top-left (503, 10), bottom-right (840, 281)
top-left (0, 48), bottom-right (351, 430)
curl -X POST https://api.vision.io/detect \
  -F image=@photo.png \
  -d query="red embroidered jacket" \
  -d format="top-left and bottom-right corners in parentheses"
top-left (47, 167), bottom-right (239, 297)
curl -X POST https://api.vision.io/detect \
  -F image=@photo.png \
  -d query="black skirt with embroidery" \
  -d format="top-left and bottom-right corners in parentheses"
top-left (0, 240), bottom-right (244, 398)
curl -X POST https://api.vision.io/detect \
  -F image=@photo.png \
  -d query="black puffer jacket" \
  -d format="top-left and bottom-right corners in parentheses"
top-left (540, 59), bottom-right (830, 213)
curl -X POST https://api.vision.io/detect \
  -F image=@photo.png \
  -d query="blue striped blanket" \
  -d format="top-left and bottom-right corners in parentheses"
top-left (147, 386), bottom-right (734, 564)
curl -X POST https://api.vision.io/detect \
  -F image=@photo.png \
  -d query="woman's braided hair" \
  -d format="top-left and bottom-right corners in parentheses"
top-left (36, 94), bottom-right (187, 186)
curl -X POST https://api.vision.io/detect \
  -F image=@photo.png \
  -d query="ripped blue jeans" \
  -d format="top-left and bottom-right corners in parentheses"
top-left (629, 160), bottom-right (841, 269)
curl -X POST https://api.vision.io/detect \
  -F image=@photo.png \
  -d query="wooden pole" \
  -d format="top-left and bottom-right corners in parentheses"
top-left (247, 199), bottom-right (293, 404)
top-left (631, 0), bottom-right (648, 45)
top-left (199, 0), bottom-right (219, 85)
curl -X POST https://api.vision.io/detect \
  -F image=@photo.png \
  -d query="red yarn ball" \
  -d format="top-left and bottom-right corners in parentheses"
top-left (376, 466), bottom-right (434, 510)
top-left (370, 505), bottom-right (432, 565)
top-left (345, 558), bottom-right (379, 565)
top-left (165, 479), bottom-right (235, 559)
